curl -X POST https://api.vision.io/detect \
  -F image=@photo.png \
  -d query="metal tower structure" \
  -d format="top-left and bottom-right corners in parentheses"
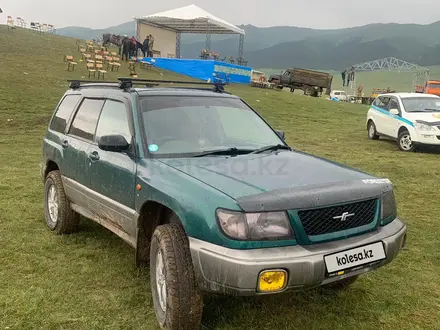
top-left (350, 57), bottom-right (430, 93)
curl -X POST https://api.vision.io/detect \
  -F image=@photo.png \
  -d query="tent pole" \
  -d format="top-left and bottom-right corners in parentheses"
top-left (206, 31), bottom-right (211, 52)
top-left (176, 32), bottom-right (181, 58)
top-left (238, 34), bottom-right (244, 60)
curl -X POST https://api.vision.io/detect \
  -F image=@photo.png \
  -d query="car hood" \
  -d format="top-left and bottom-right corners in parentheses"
top-left (405, 112), bottom-right (440, 125)
top-left (159, 151), bottom-right (391, 211)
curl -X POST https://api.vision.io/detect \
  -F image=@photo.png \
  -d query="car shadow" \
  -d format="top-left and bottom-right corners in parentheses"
top-left (375, 137), bottom-right (440, 154)
top-left (200, 284), bottom-right (382, 329)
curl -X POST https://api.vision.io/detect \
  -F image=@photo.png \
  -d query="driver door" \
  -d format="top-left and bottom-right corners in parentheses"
top-left (88, 98), bottom-right (137, 239)
top-left (280, 70), bottom-right (291, 85)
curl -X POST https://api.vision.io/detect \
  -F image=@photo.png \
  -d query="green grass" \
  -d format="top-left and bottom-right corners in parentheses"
top-left (1, 26), bottom-right (440, 330)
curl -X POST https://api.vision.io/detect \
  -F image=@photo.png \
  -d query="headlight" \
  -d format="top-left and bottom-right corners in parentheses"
top-left (216, 209), bottom-right (293, 240)
top-left (380, 191), bottom-right (397, 225)
top-left (415, 122), bottom-right (435, 131)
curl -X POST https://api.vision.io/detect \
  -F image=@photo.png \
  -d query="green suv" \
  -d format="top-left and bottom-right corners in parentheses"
top-left (41, 78), bottom-right (407, 330)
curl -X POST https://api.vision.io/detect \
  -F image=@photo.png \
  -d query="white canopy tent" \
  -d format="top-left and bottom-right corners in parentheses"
top-left (134, 4), bottom-right (245, 59)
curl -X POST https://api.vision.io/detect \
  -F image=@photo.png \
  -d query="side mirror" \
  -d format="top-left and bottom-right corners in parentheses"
top-left (98, 135), bottom-right (130, 152)
top-left (389, 108), bottom-right (399, 116)
top-left (276, 130), bottom-right (285, 140)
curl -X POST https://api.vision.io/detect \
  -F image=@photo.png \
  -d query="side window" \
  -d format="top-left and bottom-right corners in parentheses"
top-left (374, 96), bottom-right (390, 110)
top-left (50, 95), bottom-right (81, 133)
top-left (69, 98), bottom-right (105, 141)
top-left (389, 98), bottom-right (400, 111)
top-left (95, 100), bottom-right (132, 143)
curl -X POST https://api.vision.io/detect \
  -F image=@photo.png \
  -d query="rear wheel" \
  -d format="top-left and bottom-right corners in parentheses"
top-left (44, 170), bottom-right (79, 234)
top-left (150, 223), bottom-right (203, 330)
top-left (397, 130), bottom-right (415, 152)
top-left (367, 121), bottom-right (379, 140)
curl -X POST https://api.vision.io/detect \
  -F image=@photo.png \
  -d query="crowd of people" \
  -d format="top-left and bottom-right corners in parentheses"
top-left (119, 34), bottom-right (155, 60)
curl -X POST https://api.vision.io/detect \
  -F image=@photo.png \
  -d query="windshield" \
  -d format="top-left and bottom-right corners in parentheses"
top-left (140, 96), bottom-right (284, 156)
top-left (401, 97), bottom-right (440, 112)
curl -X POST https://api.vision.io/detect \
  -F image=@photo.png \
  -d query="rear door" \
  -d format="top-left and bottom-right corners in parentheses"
top-left (46, 94), bottom-right (81, 179)
top-left (88, 98), bottom-right (137, 238)
top-left (63, 98), bottom-right (105, 203)
top-left (371, 96), bottom-right (391, 135)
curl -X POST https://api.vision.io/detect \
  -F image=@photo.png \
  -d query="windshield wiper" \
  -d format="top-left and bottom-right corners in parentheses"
top-left (424, 108), bottom-right (440, 112)
top-left (193, 147), bottom-right (253, 157)
top-left (249, 144), bottom-right (291, 154)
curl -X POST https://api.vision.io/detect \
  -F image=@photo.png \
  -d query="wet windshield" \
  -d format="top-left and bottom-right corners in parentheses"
top-left (401, 97), bottom-right (440, 112)
top-left (140, 96), bottom-right (284, 156)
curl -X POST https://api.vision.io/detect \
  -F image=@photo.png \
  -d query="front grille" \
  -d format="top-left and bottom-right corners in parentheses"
top-left (298, 199), bottom-right (377, 236)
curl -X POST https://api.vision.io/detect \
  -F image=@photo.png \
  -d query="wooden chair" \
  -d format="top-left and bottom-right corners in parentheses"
top-left (103, 51), bottom-right (109, 56)
top-left (140, 61), bottom-right (152, 70)
top-left (128, 61), bottom-right (136, 72)
top-left (111, 57), bottom-right (121, 71)
top-left (87, 62), bottom-right (96, 78)
top-left (83, 53), bottom-right (92, 61)
top-left (105, 56), bottom-right (113, 70)
top-left (95, 55), bottom-right (103, 64)
top-left (111, 52), bottom-right (117, 57)
top-left (96, 63), bottom-right (107, 79)
top-left (65, 56), bottom-right (77, 71)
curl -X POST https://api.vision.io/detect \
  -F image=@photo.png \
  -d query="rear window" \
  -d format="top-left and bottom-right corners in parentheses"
top-left (50, 95), bottom-right (81, 133)
top-left (428, 83), bottom-right (440, 89)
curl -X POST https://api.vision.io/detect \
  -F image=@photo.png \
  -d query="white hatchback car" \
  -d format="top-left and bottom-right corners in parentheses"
top-left (367, 93), bottom-right (440, 151)
top-left (330, 90), bottom-right (348, 101)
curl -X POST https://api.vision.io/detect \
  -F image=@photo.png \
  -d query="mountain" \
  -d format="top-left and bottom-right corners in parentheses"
top-left (57, 21), bottom-right (136, 40)
top-left (57, 21), bottom-right (440, 70)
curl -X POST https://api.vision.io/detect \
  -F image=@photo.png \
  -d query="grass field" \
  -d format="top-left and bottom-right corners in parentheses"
top-left (1, 25), bottom-right (440, 330)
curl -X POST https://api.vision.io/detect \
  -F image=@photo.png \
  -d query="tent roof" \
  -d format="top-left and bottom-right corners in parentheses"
top-left (134, 4), bottom-right (245, 35)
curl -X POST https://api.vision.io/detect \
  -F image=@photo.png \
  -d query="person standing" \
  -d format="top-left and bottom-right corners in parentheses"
top-left (148, 34), bottom-right (154, 57)
top-left (122, 36), bottom-right (131, 61)
top-left (142, 36), bottom-right (150, 58)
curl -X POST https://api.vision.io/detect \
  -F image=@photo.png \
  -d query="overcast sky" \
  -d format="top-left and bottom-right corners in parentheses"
top-left (1, 0), bottom-right (440, 29)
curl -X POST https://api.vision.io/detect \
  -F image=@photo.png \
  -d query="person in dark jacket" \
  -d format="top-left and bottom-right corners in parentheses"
top-left (142, 36), bottom-right (150, 58)
top-left (121, 37), bottom-right (131, 61)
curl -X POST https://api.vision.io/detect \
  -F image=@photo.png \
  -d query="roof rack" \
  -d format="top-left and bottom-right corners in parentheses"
top-left (117, 77), bottom-right (228, 93)
top-left (67, 78), bottom-right (228, 93)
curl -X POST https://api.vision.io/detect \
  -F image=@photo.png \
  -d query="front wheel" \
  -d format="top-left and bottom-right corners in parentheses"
top-left (150, 223), bottom-right (203, 330)
top-left (397, 130), bottom-right (416, 152)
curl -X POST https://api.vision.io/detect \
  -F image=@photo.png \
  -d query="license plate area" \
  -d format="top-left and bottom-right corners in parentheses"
top-left (324, 241), bottom-right (386, 277)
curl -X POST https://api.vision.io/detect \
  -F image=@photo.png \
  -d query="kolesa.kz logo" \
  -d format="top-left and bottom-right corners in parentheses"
top-left (336, 248), bottom-right (374, 266)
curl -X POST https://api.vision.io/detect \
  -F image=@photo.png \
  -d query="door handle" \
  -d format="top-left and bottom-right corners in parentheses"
top-left (89, 151), bottom-right (100, 161)
top-left (61, 140), bottom-right (69, 148)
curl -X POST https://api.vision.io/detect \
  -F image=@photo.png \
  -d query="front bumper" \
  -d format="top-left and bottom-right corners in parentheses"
top-left (412, 130), bottom-right (440, 145)
top-left (189, 219), bottom-right (406, 296)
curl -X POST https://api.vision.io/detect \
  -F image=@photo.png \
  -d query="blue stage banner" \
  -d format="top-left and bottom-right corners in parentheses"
top-left (139, 58), bottom-right (252, 84)
top-left (213, 61), bottom-right (252, 84)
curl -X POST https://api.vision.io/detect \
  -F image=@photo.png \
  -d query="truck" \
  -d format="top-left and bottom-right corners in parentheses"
top-left (414, 79), bottom-right (440, 96)
top-left (268, 68), bottom-right (333, 97)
